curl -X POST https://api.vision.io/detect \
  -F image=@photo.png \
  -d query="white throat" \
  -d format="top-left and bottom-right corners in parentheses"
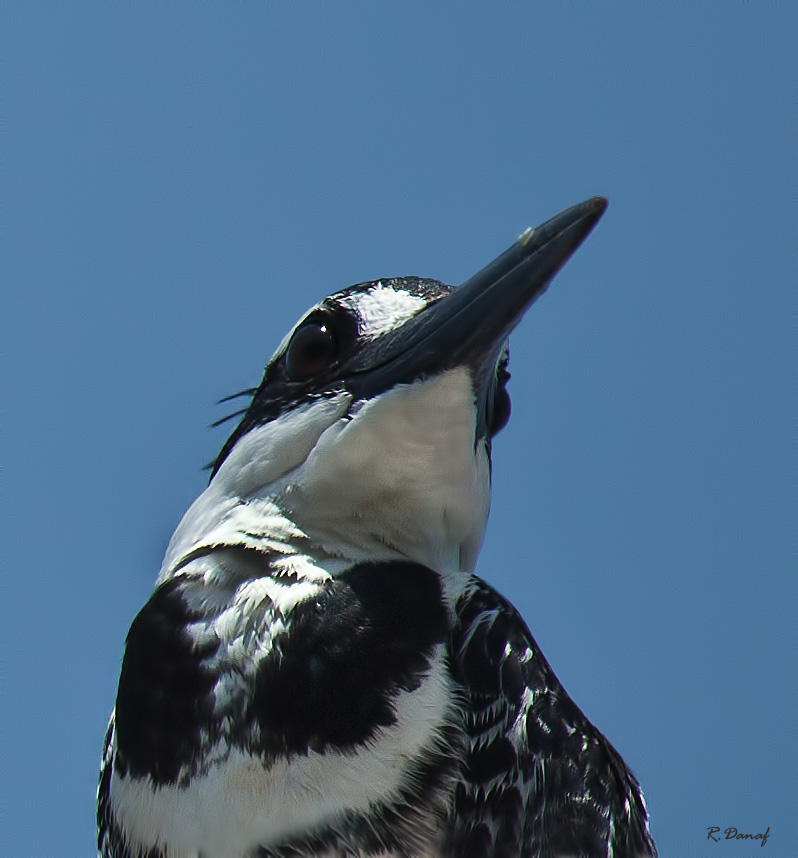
top-left (161, 368), bottom-right (491, 586)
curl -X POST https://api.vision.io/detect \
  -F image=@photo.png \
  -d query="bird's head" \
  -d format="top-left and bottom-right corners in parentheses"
top-left (162, 198), bottom-right (607, 581)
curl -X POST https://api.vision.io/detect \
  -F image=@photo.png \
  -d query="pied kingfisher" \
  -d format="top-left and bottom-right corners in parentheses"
top-left (98, 197), bottom-right (657, 858)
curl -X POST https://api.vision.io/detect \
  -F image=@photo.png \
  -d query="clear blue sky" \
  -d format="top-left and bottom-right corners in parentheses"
top-left (4, 5), bottom-right (795, 857)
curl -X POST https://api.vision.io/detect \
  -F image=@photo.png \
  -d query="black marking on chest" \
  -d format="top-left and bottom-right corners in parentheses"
top-left (113, 560), bottom-right (448, 789)
top-left (114, 577), bottom-right (220, 786)
top-left (250, 561), bottom-right (448, 757)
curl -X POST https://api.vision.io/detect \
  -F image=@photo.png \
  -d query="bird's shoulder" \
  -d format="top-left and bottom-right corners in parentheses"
top-left (445, 576), bottom-right (657, 858)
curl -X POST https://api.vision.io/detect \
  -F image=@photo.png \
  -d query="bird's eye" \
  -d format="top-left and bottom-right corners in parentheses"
top-left (285, 321), bottom-right (338, 379)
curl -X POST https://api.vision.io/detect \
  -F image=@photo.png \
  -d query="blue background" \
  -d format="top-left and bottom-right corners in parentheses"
top-left (4, 5), bottom-right (795, 857)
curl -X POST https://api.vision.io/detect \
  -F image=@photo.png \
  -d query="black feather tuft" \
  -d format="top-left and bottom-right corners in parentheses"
top-left (218, 387), bottom-right (257, 404)
top-left (210, 407), bottom-right (249, 428)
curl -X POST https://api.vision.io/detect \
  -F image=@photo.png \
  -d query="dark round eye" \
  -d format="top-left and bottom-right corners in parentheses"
top-left (285, 321), bottom-right (338, 379)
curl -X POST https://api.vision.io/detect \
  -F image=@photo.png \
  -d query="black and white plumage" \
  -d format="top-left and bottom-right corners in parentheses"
top-left (98, 198), bottom-right (657, 858)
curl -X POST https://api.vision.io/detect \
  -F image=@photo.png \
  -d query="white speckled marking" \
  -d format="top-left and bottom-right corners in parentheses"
top-left (339, 284), bottom-right (428, 338)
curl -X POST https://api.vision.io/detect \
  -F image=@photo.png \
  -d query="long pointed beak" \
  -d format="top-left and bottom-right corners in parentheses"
top-left (344, 197), bottom-right (608, 397)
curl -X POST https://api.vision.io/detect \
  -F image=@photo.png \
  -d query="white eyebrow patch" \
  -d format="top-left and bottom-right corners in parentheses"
top-left (339, 283), bottom-right (428, 338)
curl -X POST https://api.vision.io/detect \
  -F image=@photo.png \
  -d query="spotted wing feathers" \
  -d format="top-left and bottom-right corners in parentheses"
top-left (446, 578), bottom-right (657, 858)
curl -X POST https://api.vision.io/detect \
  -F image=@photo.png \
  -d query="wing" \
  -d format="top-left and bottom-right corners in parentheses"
top-left (444, 577), bottom-right (657, 858)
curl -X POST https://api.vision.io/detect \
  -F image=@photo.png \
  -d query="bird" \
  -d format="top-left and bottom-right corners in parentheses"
top-left (98, 196), bottom-right (657, 858)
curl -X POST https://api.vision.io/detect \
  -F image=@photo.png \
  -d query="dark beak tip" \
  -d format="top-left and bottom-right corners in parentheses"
top-left (580, 195), bottom-right (609, 237)
top-left (573, 195), bottom-right (609, 232)
top-left (587, 195), bottom-right (609, 222)
top-left (519, 195), bottom-right (608, 249)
